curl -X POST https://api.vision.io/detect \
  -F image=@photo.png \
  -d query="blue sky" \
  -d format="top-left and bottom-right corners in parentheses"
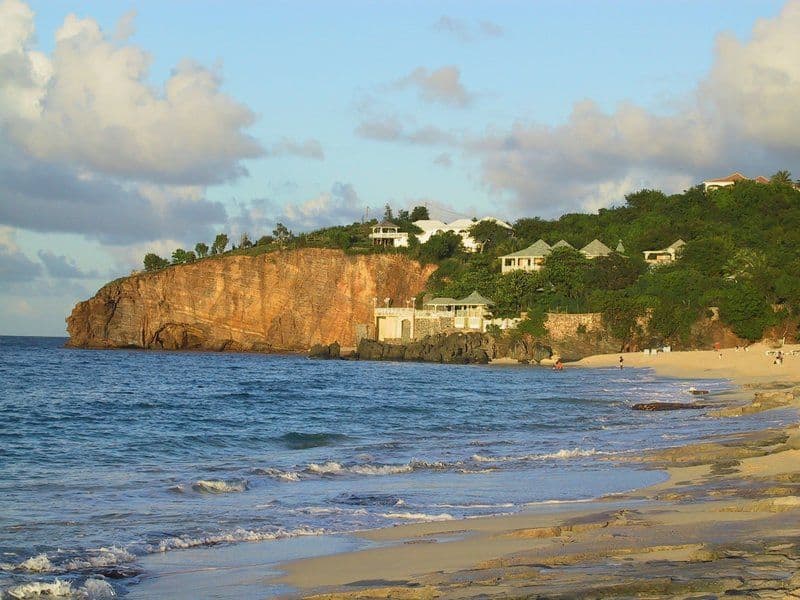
top-left (1, 0), bottom-right (797, 335)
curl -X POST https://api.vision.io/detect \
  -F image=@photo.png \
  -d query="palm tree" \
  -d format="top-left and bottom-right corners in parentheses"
top-left (770, 169), bottom-right (792, 185)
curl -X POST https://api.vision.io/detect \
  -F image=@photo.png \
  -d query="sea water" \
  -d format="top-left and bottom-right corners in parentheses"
top-left (0, 335), bottom-right (795, 597)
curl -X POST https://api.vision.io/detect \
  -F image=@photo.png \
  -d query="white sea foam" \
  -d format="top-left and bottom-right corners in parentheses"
top-left (192, 479), bottom-right (248, 493)
top-left (471, 447), bottom-right (607, 463)
top-left (64, 547), bottom-right (136, 572)
top-left (380, 511), bottom-right (454, 522)
top-left (16, 554), bottom-right (53, 573)
top-left (307, 461), bottom-right (413, 476)
top-left (434, 502), bottom-right (514, 509)
top-left (144, 526), bottom-right (324, 554)
top-left (3, 580), bottom-right (75, 599)
top-left (253, 467), bottom-right (301, 482)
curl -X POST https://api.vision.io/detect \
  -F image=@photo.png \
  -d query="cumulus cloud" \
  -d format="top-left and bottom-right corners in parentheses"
top-left (0, 155), bottom-right (226, 244)
top-left (0, 226), bottom-right (41, 282)
top-left (37, 250), bottom-right (99, 279)
top-left (355, 116), bottom-right (455, 145)
top-left (0, 0), bottom-right (262, 185)
top-left (394, 66), bottom-right (473, 107)
top-left (232, 182), bottom-right (365, 234)
top-left (433, 16), bottom-right (504, 42)
top-left (466, 0), bottom-right (800, 214)
top-left (267, 137), bottom-right (325, 160)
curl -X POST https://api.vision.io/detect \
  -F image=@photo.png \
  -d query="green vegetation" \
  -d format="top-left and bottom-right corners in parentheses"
top-left (139, 181), bottom-right (800, 346)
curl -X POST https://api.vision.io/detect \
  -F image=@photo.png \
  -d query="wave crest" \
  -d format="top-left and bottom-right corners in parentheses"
top-left (192, 479), bottom-right (248, 493)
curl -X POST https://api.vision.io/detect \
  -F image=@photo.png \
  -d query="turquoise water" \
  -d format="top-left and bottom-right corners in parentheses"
top-left (0, 336), bottom-right (794, 598)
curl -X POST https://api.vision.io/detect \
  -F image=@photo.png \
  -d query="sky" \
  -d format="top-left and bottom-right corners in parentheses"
top-left (1, 0), bottom-right (799, 336)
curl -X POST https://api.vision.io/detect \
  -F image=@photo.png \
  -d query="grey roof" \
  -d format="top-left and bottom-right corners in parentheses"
top-left (424, 297), bottom-right (458, 306)
top-left (615, 240), bottom-right (626, 253)
top-left (503, 239), bottom-right (551, 258)
top-left (668, 239), bottom-right (686, 250)
top-left (375, 220), bottom-right (398, 228)
top-left (457, 291), bottom-right (495, 306)
top-left (552, 239), bottom-right (574, 249)
top-left (580, 239), bottom-right (612, 257)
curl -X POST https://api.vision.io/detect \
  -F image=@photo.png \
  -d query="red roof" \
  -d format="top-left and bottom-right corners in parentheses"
top-left (706, 172), bottom-right (748, 183)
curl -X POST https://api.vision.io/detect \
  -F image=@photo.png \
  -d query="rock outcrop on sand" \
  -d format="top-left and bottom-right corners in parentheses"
top-left (66, 249), bottom-right (435, 352)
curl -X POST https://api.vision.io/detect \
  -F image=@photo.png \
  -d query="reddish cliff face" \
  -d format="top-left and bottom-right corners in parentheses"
top-left (66, 249), bottom-right (435, 351)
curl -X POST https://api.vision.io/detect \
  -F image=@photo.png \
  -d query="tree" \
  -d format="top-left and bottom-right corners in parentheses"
top-left (410, 205), bottom-right (430, 221)
top-left (239, 232), bottom-right (253, 249)
top-left (256, 235), bottom-right (274, 246)
top-left (418, 231), bottom-right (463, 262)
top-left (770, 170), bottom-right (793, 185)
top-left (469, 220), bottom-right (512, 253)
top-left (195, 242), bottom-right (209, 258)
top-left (586, 253), bottom-right (644, 290)
top-left (717, 282), bottom-right (775, 341)
top-left (273, 222), bottom-right (293, 245)
top-left (542, 247), bottom-right (590, 299)
top-left (171, 248), bottom-right (189, 264)
top-left (211, 233), bottom-right (228, 255)
top-left (383, 204), bottom-right (395, 222)
top-left (143, 253), bottom-right (169, 271)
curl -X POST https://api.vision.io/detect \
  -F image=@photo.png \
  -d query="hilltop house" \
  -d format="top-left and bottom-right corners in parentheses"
top-left (369, 221), bottom-right (409, 247)
top-left (702, 172), bottom-right (769, 191)
top-left (372, 291), bottom-right (498, 342)
top-left (413, 217), bottom-right (512, 252)
top-left (499, 239), bottom-right (616, 274)
top-left (643, 239), bottom-right (686, 266)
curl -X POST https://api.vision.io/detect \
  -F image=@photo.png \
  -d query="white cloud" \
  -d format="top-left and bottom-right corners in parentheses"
top-left (267, 137), bottom-right (325, 160)
top-left (394, 66), bottom-right (473, 107)
top-left (0, 0), bottom-right (262, 185)
top-left (433, 16), bottom-right (504, 42)
top-left (461, 0), bottom-right (800, 214)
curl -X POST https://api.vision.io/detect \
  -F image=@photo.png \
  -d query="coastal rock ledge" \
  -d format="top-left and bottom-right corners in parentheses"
top-left (66, 249), bottom-right (435, 352)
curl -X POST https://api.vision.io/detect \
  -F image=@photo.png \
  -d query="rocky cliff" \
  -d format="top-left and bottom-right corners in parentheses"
top-left (66, 249), bottom-right (436, 351)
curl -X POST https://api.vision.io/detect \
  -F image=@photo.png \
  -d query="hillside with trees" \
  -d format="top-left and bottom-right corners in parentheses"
top-left (140, 176), bottom-right (800, 349)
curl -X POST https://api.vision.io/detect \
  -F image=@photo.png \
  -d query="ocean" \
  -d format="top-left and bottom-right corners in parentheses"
top-left (0, 335), bottom-right (795, 598)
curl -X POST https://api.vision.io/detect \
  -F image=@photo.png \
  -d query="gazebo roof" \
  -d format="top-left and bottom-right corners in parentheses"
top-left (581, 239), bottom-right (612, 257)
top-left (375, 220), bottom-right (399, 228)
top-left (457, 291), bottom-right (495, 306)
top-left (615, 240), bottom-right (626, 254)
top-left (503, 239), bottom-right (551, 258)
top-left (552, 239), bottom-right (574, 249)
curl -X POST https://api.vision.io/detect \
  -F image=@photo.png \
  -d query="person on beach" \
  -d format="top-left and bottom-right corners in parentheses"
top-left (618, 356), bottom-right (624, 369)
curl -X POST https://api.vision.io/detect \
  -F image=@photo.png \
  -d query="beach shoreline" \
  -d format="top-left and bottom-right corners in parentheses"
top-left (128, 344), bottom-right (800, 599)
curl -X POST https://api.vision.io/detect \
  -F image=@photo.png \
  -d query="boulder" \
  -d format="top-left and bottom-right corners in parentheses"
top-left (632, 402), bottom-right (709, 411)
top-left (308, 341), bottom-right (341, 359)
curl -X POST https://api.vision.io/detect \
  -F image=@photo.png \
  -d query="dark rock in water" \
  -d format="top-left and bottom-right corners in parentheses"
top-left (689, 389), bottom-right (710, 395)
top-left (632, 402), bottom-right (709, 411)
top-left (356, 332), bottom-right (491, 364)
top-left (308, 341), bottom-right (340, 359)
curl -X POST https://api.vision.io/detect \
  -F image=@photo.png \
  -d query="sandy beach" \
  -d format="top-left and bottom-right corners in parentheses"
top-left (260, 344), bottom-right (800, 599)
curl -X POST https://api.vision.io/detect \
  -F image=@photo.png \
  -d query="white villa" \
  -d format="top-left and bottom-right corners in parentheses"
top-left (643, 239), bottom-right (686, 266)
top-left (413, 217), bottom-right (512, 252)
top-left (702, 172), bottom-right (769, 191)
top-left (369, 221), bottom-right (409, 247)
top-left (499, 239), bottom-right (617, 274)
top-left (373, 291), bottom-right (498, 342)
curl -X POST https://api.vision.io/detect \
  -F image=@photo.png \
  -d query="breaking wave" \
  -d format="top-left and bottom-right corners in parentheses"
top-left (191, 479), bottom-right (248, 493)
top-left (471, 447), bottom-right (608, 463)
top-left (380, 511), bottom-right (454, 522)
top-left (2, 578), bottom-right (116, 599)
top-left (143, 526), bottom-right (325, 554)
